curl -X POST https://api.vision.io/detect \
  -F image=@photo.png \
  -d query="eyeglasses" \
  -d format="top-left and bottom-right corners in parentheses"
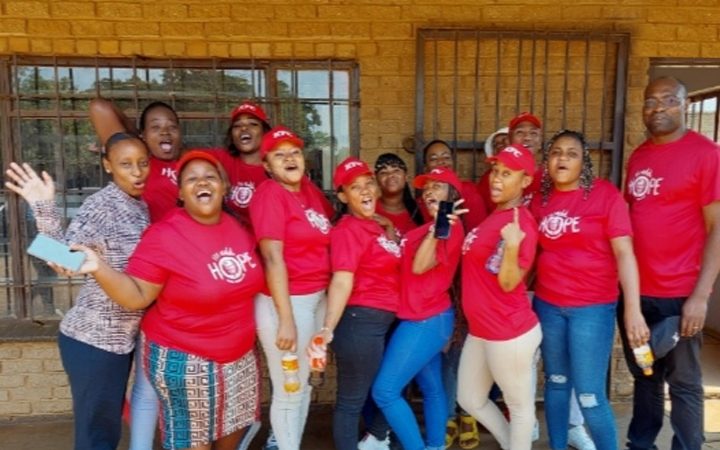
top-left (643, 96), bottom-right (683, 110)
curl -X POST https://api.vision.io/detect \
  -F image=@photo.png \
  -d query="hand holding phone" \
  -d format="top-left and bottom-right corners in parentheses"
top-left (433, 200), bottom-right (455, 239)
top-left (27, 234), bottom-right (86, 273)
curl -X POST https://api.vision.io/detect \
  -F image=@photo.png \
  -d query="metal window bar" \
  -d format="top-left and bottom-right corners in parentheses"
top-left (414, 29), bottom-right (630, 186)
top-left (688, 88), bottom-right (720, 143)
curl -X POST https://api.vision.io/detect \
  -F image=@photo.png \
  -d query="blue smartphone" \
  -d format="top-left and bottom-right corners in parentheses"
top-left (27, 234), bottom-right (86, 272)
top-left (433, 200), bottom-right (454, 240)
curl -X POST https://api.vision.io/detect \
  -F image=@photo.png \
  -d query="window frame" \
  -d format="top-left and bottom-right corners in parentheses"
top-left (0, 55), bottom-right (360, 320)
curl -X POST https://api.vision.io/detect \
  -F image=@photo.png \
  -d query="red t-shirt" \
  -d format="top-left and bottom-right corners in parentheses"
top-left (530, 179), bottom-right (633, 306)
top-left (208, 150), bottom-right (269, 226)
top-left (397, 221), bottom-right (463, 320)
top-left (624, 131), bottom-right (720, 297)
top-left (375, 203), bottom-right (419, 236)
top-left (250, 179), bottom-right (332, 295)
top-left (461, 207), bottom-right (538, 340)
top-left (331, 215), bottom-right (402, 312)
top-left (477, 169), bottom-right (493, 216)
top-left (207, 149), bottom-right (335, 229)
top-left (142, 157), bottom-right (178, 223)
top-left (129, 209), bottom-right (265, 363)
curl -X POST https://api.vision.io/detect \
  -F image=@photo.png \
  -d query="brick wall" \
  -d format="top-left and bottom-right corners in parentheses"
top-left (0, 341), bottom-right (71, 417)
top-left (0, 0), bottom-right (713, 418)
top-left (2, 0), bottom-right (719, 166)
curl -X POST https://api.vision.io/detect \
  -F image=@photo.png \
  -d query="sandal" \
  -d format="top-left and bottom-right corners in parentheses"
top-left (445, 417), bottom-right (458, 449)
top-left (458, 413), bottom-right (480, 450)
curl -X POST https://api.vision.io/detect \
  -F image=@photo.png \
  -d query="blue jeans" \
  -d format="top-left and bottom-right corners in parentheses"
top-left (129, 336), bottom-right (159, 450)
top-left (373, 308), bottom-right (454, 450)
top-left (618, 296), bottom-right (704, 450)
top-left (331, 306), bottom-right (395, 450)
top-left (534, 297), bottom-right (617, 450)
top-left (58, 332), bottom-right (133, 450)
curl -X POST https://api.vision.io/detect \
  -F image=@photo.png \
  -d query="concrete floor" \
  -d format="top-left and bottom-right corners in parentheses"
top-left (1, 334), bottom-right (719, 450)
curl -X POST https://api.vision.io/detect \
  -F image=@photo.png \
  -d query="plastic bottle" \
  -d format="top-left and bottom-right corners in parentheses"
top-left (281, 352), bottom-right (301, 393)
top-left (308, 335), bottom-right (327, 387)
top-left (632, 343), bottom-right (654, 376)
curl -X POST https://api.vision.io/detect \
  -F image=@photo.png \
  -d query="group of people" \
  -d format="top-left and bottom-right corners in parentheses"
top-left (4, 75), bottom-right (716, 450)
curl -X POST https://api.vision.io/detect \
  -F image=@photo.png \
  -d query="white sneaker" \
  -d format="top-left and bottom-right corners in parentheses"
top-left (532, 419), bottom-right (540, 442)
top-left (358, 432), bottom-right (390, 450)
top-left (567, 425), bottom-right (596, 450)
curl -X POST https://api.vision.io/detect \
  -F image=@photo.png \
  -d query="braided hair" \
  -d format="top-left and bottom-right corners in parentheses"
top-left (540, 129), bottom-right (594, 206)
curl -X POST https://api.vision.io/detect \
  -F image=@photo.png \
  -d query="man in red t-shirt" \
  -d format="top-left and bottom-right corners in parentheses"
top-left (621, 76), bottom-right (720, 450)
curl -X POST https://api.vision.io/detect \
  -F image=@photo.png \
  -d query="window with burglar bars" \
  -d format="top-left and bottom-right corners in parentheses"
top-left (688, 89), bottom-right (720, 142)
top-left (414, 29), bottom-right (630, 185)
top-left (0, 56), bottom-right (359, 320)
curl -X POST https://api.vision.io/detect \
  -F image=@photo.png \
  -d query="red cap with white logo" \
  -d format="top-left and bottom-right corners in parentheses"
top-left (508, 112), bottom-right (542, 132)
top-left (413, 167), bottom-right (463, 193)
top-left (488, 144), bottom-right (535, 175)
top-left (260, 126), bottom-right (304, 159)
top-left (333, 157), bottom-right (373, 190)
top-left (230, 101), bottom-right (270, 128)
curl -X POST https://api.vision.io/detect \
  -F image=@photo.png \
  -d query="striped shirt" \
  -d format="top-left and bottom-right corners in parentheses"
top-left (32, 182), bottom-right (150, 354)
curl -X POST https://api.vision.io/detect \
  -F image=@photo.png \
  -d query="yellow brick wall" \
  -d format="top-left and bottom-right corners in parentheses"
top-left (0, 341), bottom-right (71, 416)
top-left (0, 0), bottom-right (716, 417)
top-left (2, 0), bottom-right (718, 168)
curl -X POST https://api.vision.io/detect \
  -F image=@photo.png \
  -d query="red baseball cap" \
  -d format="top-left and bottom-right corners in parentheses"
top-left (488, 144), bottom-right (535, 175)
top-left (333, 157), bottom-right (373, 190)
top-left (509, 112), bottom-right (542, 131)
top-left (413, 167), bottom-right (463, 193)
top-left (176, 149), bottom-right (226, 179)
top-left (260, 126), bottom-right (304, 159)
top-left (230, 101), bottom-right (270, 128)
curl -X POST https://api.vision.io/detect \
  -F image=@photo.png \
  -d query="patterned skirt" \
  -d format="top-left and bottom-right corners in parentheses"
top-left (144, 337), bottom-right (259, 450)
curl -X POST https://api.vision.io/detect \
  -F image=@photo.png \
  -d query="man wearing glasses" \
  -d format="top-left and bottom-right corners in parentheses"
top-left (621, 76), bottom-right (720, 450)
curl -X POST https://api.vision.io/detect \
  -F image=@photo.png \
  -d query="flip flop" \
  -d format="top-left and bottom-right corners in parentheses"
top-left (458, 413), bottom-right (480, 450)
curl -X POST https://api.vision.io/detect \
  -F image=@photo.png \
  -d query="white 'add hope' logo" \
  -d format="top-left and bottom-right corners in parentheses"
top-left (462, 228), bottom-right (478, 255)
top-left (161, 167), bottom-right (177, 184)
top-left (230, 182), bottom-right (255, 207)
top-left (628, 169), bottom-right (663, 201)
top-left (377, 235), bottom-right (401, 258)
top-left (539, 210), bottom-right (580, 240)
top-left (208, 248), bottom-right (257, 284)
top-left (305, 208), bottom-right (331, 235)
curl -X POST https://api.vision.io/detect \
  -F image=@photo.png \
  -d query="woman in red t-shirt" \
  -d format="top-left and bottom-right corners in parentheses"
top-left (71, 151), bottom-right (265, 450)
top-left (309, 157), bottom-right (401, 450)
top-left (249, 127), bottom-right (333, 450)
top-left (457, 144), bottom-right (540, 450)
top-left (372, 167), bottom-right (466, 450)
top-left (373, 153), bottom-right (423, 236)
top-left (529, 130), bottom-right (649, 450)
top-left (90, 98), bottom-right (182, 224)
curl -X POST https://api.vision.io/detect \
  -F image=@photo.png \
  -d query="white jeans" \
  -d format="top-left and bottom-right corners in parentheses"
top-left (457, 324), bottom-right (542, 450)
top-left (255, 291), bottom-right (326, 450)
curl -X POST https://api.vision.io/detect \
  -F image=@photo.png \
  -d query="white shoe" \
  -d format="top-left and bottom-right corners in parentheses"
top-left (358, 432), bottom-right (390, 450)
top-left (567, 425), bottom-right (596, 450)
top-left (532, 419), bottom-right (540, 442)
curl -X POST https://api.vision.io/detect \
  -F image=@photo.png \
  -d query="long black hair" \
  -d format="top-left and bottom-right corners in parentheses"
top-left (374, 153), bottom-right (423, 226)
top-left (540, 129), bottom-right (594, 205)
